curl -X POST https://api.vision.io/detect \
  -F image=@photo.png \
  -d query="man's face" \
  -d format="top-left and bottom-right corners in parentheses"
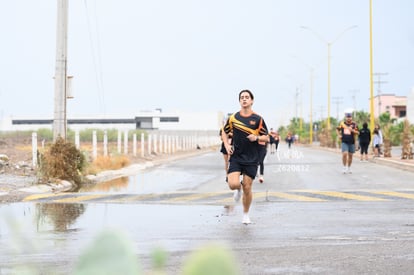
top-left (345, 114), bottom-right (352, 122)
top-left (239, 92), bottom-right (253, 107)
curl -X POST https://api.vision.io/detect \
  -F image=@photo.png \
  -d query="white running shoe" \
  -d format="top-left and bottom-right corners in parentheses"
top-left (347, 167), bottom-right (352, 174)
top-left (342, 166), bottom-right (347, 174)
top-left (242, 213), bottom-right (251, 224)
top-left (233, 188), bottom-right (242, 202)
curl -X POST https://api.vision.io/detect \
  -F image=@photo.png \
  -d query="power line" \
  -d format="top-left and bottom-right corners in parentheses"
top-left (332, 96), bottom-right (343, 120)
top-left (373, 72), bottom-right (388, 115)
top-left (348, 89), bottom-right (359, 111)
top-left (83, 0), bottom-right (106, 114)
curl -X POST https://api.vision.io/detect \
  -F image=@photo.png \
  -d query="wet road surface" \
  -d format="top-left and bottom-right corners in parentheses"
top-left (1, 146), bottom-right (414, 274)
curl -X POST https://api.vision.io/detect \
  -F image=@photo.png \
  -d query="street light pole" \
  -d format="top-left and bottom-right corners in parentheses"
top-left (301, 25), bottom-right (357, 130)
top-left (290, 55), bottom-right (316, 144)
top-left (309, 68), bottom-right (314, 144)
top-left (327, 43), bottom-right (331, 129)
top-left (369, 0), bottom-right (375, 133)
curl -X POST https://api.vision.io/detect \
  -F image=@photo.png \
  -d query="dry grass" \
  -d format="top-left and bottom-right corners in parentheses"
top-left (38, 138), bottom-right (86, 185)
top-left (85, 155), bottom-right (131, 175)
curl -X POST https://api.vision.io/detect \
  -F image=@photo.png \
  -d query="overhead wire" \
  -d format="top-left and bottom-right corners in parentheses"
top-left (83, 0), bottom-right (106, 114)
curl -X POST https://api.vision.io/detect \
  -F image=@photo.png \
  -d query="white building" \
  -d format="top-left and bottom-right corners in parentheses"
top-left (0, 110), bottom-right (225, 132)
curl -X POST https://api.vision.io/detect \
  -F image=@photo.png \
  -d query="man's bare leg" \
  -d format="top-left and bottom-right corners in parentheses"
top-left (227, 171), bottom-right (241, 190)
top-left (241, 175), bottom-right (253, 224)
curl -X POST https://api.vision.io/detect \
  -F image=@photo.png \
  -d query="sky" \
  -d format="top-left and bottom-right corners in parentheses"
top-left (1, 0), bottom-right (413, 128)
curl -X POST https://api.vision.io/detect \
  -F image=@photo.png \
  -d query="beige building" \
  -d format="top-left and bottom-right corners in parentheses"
top-left (372, 94), bottom-right (406, 119)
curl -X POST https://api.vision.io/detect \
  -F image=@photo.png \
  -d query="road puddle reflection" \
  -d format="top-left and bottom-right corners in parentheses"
top-left (35, 203), bottom-right (86, 232)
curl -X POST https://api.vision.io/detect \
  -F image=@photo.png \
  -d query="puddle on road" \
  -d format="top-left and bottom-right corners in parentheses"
top-left (0, 202), bottom-right (233, 254)
top-left (78, 167), bottom-right (215, 194)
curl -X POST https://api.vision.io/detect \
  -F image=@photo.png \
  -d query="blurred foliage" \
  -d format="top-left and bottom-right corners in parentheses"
top-left (151, 246), bottom-right (169, 271)
top-left (278, 110), bottom-right (412, 148)
top-left (377, 112), bottom-right (407, 146)
top-left (181, 243), bottom-right (239, 275)
top-left (4, 223), bottom-right (242, 274)
top-left (74, 230), bottom-right (239, 275)
top-left (74, 230), bottom-right (142, 275)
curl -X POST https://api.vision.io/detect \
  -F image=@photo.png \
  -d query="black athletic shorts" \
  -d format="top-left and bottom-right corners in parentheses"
top-left (228, 160), bottom-right (258, 180)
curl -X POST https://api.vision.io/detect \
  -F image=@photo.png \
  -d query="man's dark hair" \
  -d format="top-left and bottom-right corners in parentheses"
top-left (239, 89), bottom-right (254, 100)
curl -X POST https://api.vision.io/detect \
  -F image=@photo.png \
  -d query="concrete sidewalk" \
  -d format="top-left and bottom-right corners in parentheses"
top-left (314, 144), bottom-right (414, 173)
top-left (370, 153), bottom-right (414, 173)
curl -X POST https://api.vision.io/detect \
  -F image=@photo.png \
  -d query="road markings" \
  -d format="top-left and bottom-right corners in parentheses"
top-left (294, 190), bottom-right (389, 201)
top-left (370, 191), bottom-right (414, 200)
top-left (106, 193), bottom-right (160, 203)
top-left (254, 192), bottom-right (327, 202)
top-left (23, 193), bottom-right (71, 202)
top-left (20, 190), bottom-right (414, 203)
top-left (165, 191), bottom-right (229, 202)
top-left (53, 194), bottom-right (108, 203)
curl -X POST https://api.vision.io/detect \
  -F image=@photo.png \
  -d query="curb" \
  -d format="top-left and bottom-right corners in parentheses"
top-left (371, 157), bottom-right (414, 173)
top-left (15, 148), bottom-right (215, 194)
top-left (310, 144), bottom-right (414, 173)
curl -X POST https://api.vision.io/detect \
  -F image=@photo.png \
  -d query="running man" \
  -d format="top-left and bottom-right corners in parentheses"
top-left (336, 110), bottom-right (359, 173)
top-left (269, 128), bottom-right (280, 153)
top-left (221, 90), bottom-right (269, 224)
top-left (257, 138), bottom-right (267, 183)
top-left (219, 128), bottom-right (232, 182)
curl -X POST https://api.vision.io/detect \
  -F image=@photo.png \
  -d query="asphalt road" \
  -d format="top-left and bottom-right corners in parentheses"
top-left (1, 145), bottom-right (414, 274)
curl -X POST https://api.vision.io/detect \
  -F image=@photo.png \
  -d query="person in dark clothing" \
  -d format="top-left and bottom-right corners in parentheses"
top-left (336, 111), bottom-right (359, 174)
top-left (269, 128), bottom-right (279, 153)
top-left (285, 132), bottom-right (294, 149)
top-left (358, 122), bottom-right (371, 161)
top-left (257, 138), bottom-right (267, 183)
top-left (219, 129), bottom-right (232, 181)
top-left (221, 90), bottom-right (269, 224)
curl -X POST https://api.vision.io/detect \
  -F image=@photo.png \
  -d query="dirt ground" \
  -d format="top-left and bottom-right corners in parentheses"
top-left (0, 135), bottom-right (35, 175)
top-left (0, 136), bottom-right (37, 202)
top-left (0, 135), bottom-right (214, 202)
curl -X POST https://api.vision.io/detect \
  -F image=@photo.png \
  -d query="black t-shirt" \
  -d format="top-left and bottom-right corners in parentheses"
top-left (222, 111), bottom-right (268, 165)
top-left (337, 121), bottom-right (358, 144)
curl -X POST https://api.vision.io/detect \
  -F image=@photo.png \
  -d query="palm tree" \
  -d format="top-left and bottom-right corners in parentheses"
top-left (378, 112), bottom-right (392, 157)
top-left (353, 111), bottom-right (370, 128)
top-left (401, 119), bottom-right (412, 159)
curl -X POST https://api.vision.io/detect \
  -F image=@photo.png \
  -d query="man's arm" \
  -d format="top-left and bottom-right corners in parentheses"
top-left (336, 124), bottom-right (342, 140)
top-left (221, 128), bottom-right (233, 155)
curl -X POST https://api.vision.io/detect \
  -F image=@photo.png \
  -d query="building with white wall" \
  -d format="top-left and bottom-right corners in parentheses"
top-left (0, 110), bottom-right (225, 132)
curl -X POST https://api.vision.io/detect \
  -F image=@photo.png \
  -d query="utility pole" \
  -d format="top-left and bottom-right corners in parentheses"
top-left (332, 96), bottom-right (343, 120)
top-left (53, 0), bottom-right (68, 141)
top-left (309, 68), bottom-right (314, 144)
top-left (373, 72), bottom-right (388, 117)
top-left (295, 87), bottom-right (300, 120)
top-left (319, 105), bottom-right (326, 121)
top-left (349, 89), bottom-right (359, 112)
top-left (301, 25), bottom-right (357, 130)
